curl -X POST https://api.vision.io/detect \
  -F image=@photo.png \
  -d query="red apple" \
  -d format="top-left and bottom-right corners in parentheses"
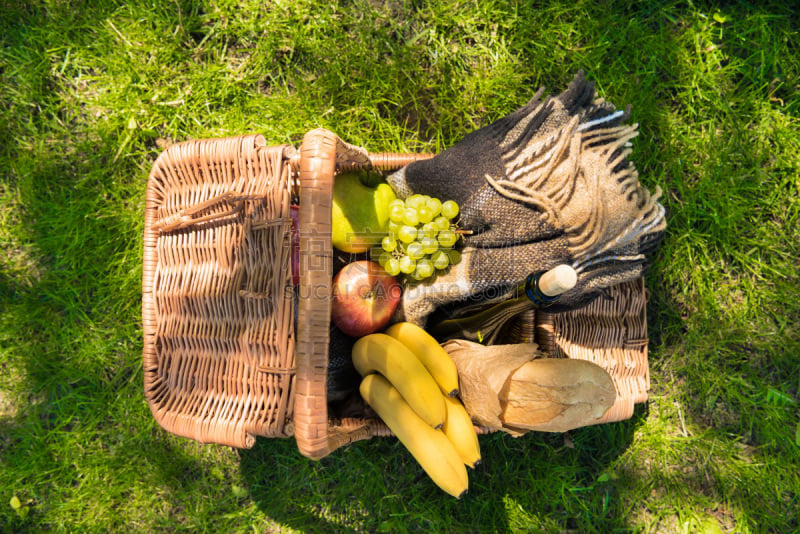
top-left (290, 205), bottom-right (300, 286)
top-left (331, 260), bottom-right (402, 337)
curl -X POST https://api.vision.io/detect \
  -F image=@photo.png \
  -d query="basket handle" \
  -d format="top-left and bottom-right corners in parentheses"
top-left (150, 192), bottom-right (253, 232)
top-left (292, 130), bottom-right (435, 459)
top-left (345, 151), bottom-right (435, 172)
top-left (293, 128), bottom-right (338, 460)
top-left (288, 142), bottom-right (434, 174)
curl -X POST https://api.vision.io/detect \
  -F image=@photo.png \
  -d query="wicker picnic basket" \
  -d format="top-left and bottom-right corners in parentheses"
top-left (142, 128), bottom-right (650, 459)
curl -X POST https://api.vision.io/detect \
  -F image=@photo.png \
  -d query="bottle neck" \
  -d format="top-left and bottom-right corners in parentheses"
top-left (428, 270), bottom-right (566, 343)
top-left (520, 271), bottom-right (560, 307)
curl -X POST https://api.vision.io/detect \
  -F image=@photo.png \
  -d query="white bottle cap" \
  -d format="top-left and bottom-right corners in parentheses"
top-left (538, 265), bottom-right (578, 297)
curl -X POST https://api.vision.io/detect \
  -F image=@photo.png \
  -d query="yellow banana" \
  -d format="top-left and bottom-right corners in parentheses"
top-left (352, 333), bottom-right (446, 428)
top-left (442, 395), bottom-right (482, 469)
top-left (359, 374), bottom-right (469, 498)
top-left (384, 322), bottom-right (460, 397)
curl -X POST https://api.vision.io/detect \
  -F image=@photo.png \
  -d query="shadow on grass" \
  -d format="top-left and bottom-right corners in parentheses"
top-left (240, 409), bottom-right (644, 532)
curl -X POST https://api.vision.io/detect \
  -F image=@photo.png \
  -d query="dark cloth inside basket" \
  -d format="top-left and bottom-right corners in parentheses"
top-left (325, 248), bottom-right (365, 403)
top-left (326, 324), bottom-right (360, 402)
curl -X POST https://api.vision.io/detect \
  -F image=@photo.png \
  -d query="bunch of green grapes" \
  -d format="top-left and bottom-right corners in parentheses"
top-left (373, 194), bottom-right (463, 281)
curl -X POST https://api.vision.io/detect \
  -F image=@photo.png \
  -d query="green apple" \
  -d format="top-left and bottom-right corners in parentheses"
top-left (332, 172), bottom-right (397, 253)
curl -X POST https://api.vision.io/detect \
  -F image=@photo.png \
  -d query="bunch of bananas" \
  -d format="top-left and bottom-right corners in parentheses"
top-left (352, 322), bottom-right (481, 498)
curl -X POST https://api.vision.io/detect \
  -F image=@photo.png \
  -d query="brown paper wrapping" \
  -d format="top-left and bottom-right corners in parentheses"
top-left (443, 340), bottom-right (616, 436)
top-left (442, 340), bottom-right (541, 432)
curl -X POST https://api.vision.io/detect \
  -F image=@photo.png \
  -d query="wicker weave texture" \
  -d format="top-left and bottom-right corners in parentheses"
top-left (537, 278), bottom-right (650, 424)
top-left (143, 134), bottom-right (296, 448)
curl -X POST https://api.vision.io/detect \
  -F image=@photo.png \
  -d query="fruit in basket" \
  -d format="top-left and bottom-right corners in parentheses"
top-left (442, 394), bottom-right (482, 469)
top-left (331, 261), bottom-right (401, 338)
top-left (352, 333), bottom-right (446, 428)
top-left (353, 330), bottom-right (481, 497)
top-left (359, 373), bottom-right (469, 499)
top-left (384, 322), bottom-right (460, 397)
top-left (332, 172), bottom-right (397, 253)
top-left (374, 194), bottom-right (462, 282)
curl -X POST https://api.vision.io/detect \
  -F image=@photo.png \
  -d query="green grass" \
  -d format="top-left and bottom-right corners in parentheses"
top-left (1, 0), bottom-right (799, 531)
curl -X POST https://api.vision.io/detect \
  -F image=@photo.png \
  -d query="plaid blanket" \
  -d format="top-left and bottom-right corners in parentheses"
top-left (387, 71), bottom-right (666, 330)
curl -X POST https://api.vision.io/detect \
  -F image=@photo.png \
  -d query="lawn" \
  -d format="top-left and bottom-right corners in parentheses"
top-left (1, 0), bottom-right (799, 532)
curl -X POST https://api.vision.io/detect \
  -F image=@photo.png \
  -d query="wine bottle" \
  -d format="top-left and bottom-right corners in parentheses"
top-left (428, 265), bottom-right (577, 344)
